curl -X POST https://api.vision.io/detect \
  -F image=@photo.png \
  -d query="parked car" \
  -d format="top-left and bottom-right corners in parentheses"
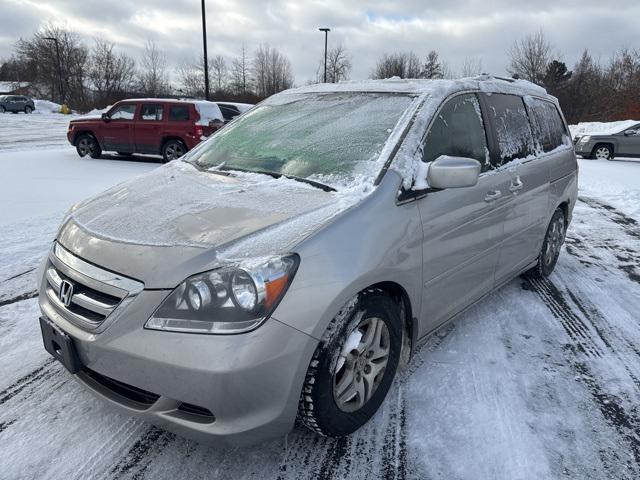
top-left (67, 99), bottom-right (225, 162)
top-left (215, 101), bottom-right (254, 123)
top-left (0, 95), bottom-right (35, 113)
top-left (38, 76), bottom-right (577, 446)
top-left (574, 121), bottom-right (640, 159)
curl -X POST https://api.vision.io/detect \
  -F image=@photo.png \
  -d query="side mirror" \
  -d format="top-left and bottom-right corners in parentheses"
top-left (624, 130), bottom-right (638, 136)
top-left (427, 155), bottom-right (481, 189)
top-left (101, 113), bottom-right (111, 122)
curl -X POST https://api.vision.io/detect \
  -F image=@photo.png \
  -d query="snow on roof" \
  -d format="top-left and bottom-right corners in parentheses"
top-left (282, 75), bottom-right (549, 98)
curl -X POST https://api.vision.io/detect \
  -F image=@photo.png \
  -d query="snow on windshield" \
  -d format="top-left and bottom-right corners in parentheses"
top-left (186, 93), bottom-right (416, 189)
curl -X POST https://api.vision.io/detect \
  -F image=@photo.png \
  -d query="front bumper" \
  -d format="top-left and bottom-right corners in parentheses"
top-left (38, 251), bottom-right (318, 446)
top-left (574, 140), bottom-right (594, 157)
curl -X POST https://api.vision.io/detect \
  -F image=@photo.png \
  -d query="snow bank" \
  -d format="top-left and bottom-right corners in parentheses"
top-left (570, 120), bottom-right (640, 137)
top-left (33, 99), bottom-right (62, 114)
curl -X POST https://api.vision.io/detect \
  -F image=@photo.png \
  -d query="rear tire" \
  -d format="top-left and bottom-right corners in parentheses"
top-left (297, 289), bottom-right (402, 437)
top-left (162, 139), bottom-right (187, 162)
top-left (591, 144), bottom-right (613, 160)
top-left (526, 208), bottom-right (566, 279)
top-left (75, 133), bottom-right (102, 159)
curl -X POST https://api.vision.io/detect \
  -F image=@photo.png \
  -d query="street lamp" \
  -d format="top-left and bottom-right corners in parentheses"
top-left (319, 28), bottom-right (330, 83)
top-left (201, 0), bottom-right (210, 101)
top-left (43, 37), bottom-right (64, 104)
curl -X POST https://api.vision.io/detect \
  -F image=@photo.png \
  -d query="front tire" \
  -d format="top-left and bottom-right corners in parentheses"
top-left (0, 106), bottom-right (5, 113)
top-left (75, 133), bottom-right (102, 159)
top-left (162, 139), bottom-right (186, 162)
top-left (526, 208), bottom-right (566, 279)
top-left (298, 290), bottom-right (402, 437)
top-left (591, 144), bottom-right (613, 160)
top-left (24, 106), bottom-right (33, 114)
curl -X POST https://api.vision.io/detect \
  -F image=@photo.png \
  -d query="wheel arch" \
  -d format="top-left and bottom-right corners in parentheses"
top-left (161, 136), bottom-right (187, 151)
top-left (73, 130), bottom-right (100, 147)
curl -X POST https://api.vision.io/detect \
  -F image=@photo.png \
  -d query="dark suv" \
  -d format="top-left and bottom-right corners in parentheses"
top-left (0, 95), bottom-right (35, 113)
top-left (68, 99), bottom-right (225, 162)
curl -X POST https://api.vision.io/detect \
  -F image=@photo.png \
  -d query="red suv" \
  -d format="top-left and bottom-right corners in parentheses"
top-left (67, 99), bottom-right (225, 162)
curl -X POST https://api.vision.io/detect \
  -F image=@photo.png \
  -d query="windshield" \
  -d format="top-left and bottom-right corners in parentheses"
top-left (186, 92), bottom-right (415, 188)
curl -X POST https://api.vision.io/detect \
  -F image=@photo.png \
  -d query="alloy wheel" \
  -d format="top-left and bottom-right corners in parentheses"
top-left (165, 143), bottom-right (185, 161)
top-left (544, 215), bottom-right (565, 266)
top-left (333, 317), bottom-right (390, 412)
top-left (595, 147), bottom-right (611, 159)
top-left (77, 137), bottom-right (93, 156)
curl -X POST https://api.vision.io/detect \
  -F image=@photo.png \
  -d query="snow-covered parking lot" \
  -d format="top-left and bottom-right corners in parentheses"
top-left (1, 112), bottom-right (640, 480)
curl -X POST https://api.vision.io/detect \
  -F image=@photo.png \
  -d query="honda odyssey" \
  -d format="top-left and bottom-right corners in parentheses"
top-left (38, 75), bottom-right (577, 445)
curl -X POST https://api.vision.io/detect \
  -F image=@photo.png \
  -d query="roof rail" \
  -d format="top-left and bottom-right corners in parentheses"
top-left (473, 74), bottom-right (517, 83)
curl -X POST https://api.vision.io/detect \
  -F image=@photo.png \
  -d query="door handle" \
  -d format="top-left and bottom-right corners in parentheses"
top-left (509, 176), bottom-right (524, 193)
top-left (484, 190), bottom-right (502, 202)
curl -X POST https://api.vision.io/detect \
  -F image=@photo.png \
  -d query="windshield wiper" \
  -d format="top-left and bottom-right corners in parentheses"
top-left (217, 166), bottom-right (337, 192)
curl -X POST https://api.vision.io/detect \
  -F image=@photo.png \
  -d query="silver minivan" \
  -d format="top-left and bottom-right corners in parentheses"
top-left (38, 76), bottom-right (577, 445)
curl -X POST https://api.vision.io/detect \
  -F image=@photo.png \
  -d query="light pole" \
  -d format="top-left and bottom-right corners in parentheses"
top-left (201, 0), bottom-right (210, 100)
top-left (319, 28), bottom-right (330, 83)
top-left (43, 37), bottom-right (64, 104)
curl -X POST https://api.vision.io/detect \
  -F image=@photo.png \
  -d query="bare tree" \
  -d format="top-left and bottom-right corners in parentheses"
top-left (252, 44), bottom-right (294, 97)
top-left (317, 44), bottom-right (352, 83)
top-left (88, 38), bottom-right (135, 105)
top-left (229, 44), bottom-right (251, 95)
top-left (15, 24), bottom-right (89, 106)
top-left (371, 52), bottom-right (421, 79)
top-left (507, 30), bottom-right (553, 84)
top-left (210, 55), bottom-right (227, 93)
top-left (461, 56), bottom-right (483, 77)
top-left (138, 40), bottom-right (170, 96)
top-left (177, 59), bottom-right (205, 97)
top-left (421, 50), bottom-right (443, 79)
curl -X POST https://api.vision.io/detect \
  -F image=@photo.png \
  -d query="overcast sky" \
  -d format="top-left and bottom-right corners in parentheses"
top-left (1, 0), bottom-right (639, 84)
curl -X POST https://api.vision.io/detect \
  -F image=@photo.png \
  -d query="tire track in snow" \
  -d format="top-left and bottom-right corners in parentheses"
top-left (524, 278), bottom-right (604, 358)
top-left (0, 419), bottom-right (16, 434)
top-left (526, 276), bottom-right (640, 474)
top-left (0, 289), bottom-right (38, 308)
top-left (578, 196), bottom-right (640, 239)
top-left (0, 359), bottom-right (56, 405)
top-left (571, 197), bottom-right (640, 284)
top-left (108, 426), bottom-right (176, 480)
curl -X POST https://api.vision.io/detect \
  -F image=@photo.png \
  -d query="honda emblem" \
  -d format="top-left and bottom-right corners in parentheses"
top-left (58, 280), bottom-right (74, 307)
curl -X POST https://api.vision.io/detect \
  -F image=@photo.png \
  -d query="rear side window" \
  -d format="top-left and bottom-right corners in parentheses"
top-left (169, 105), bottom-right (190, 121)
top-left (110, 104), bottom-right (136, 120)
top-left (527, 98), bottom-right (567, 153)
top-left (485, 94), bottom-right (535, 166)
top-left (218, 104), bottom-right (240, 121)
top-left (140, 104), bottom-right (163, 121)
top-left (422, 93), bottom-right (490, 171)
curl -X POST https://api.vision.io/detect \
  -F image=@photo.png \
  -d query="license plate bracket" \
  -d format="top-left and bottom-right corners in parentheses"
top-left (39, 316), bottom-right (81, 374)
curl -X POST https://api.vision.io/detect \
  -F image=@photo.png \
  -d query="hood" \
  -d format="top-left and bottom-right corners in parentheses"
top-left (71, 115), bottom-right (102, 122)
top-left (57, 162), bottom-right (361, 288)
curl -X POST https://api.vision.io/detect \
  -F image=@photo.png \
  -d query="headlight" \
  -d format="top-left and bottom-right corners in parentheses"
top-left (580, 136), bottom-right (591, 143)
top-left (145, 254), bottom-right (299, 334)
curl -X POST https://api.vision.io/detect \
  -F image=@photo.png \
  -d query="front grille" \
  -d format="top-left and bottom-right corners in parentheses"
top-left (45, 266), bottom-right (122, 324)
top-left (43, 242), bottom-right (143, 329)
top-left (83, 368), bottom-right (160, 406)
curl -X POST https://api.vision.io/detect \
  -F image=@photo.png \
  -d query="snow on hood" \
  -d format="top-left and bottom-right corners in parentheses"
top-left (63, 161), bottom-right (369, 253)
top-left (570, 120), bottom-right (640, 137)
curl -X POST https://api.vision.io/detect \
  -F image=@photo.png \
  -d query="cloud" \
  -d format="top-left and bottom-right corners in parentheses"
top-left (1, 0), bottom-right (639, 84)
